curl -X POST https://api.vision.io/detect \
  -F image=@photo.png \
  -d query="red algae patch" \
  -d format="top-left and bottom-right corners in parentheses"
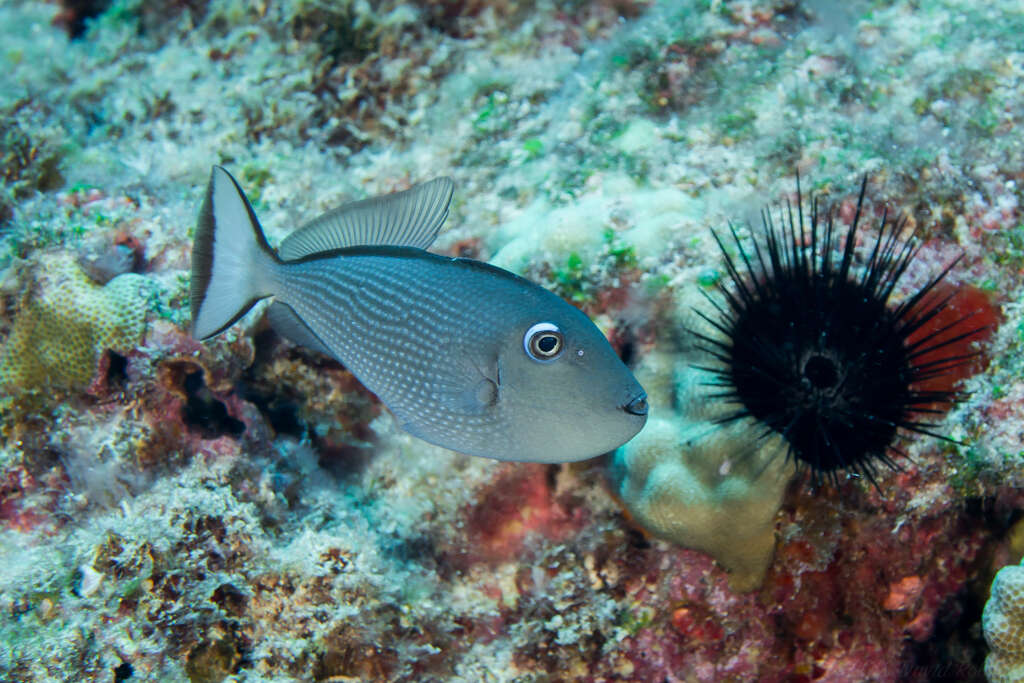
top-left (907, 281), bottom-right (1001, 396)
top-left (463, 464), bottom-right (585, 564)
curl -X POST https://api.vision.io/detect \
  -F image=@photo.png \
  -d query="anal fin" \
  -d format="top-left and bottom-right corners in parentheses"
top-left (267, 302), bottom-right (333, 356)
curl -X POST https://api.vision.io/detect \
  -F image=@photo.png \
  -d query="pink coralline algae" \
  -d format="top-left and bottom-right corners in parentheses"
top-left (882, 575), bottom-right (925, 612)
top-left (601, 453), bottom-right (999, 682)
top-left (462, 464), bottom-right (587, 565)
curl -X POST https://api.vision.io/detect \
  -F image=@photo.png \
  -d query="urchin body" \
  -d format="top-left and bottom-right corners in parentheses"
top-left (696, 178), bottom-right (970, 485)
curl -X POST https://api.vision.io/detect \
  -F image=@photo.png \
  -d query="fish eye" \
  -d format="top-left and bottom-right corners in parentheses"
top-left (524, 322), bottom-right (564, 361)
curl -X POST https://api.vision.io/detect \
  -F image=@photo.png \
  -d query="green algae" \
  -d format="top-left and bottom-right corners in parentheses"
top-left (553, 251), bottom-right (587, 303)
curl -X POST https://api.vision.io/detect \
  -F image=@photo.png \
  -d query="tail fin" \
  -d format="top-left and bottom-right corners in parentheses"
top-left (191, 166), bottom-right (280, 339)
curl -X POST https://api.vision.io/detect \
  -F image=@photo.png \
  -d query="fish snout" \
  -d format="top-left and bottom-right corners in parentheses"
top-left (622, 393), bottom-right (649, 416)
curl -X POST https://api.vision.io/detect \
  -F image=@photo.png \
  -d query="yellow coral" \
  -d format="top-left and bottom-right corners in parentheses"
top-left (608, 349), bottom-right (794, 592)
top-left (0, 253), bottom-right (154, 390)
top-left (985, 558), bottom-right (1024, 683)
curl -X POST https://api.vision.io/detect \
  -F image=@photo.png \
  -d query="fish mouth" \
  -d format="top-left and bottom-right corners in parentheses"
top-left (622, 393), bottom-right (649, 416)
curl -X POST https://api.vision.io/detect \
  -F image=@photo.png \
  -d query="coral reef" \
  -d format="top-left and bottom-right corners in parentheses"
top-left (608, 349), bottom-right (794, 591)
top-left (0, 0), bottom-right (1022, 680)
top-left (0, 253), bottom-right (155, 391)
top-left (985, 556), bottom-right (1024, 683)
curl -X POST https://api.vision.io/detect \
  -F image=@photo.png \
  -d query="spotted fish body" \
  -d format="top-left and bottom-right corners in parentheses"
top-left (191, 167), bottom-right (648, 462)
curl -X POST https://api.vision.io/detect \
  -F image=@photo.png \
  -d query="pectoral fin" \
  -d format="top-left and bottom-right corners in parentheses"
top-left (433, 352), bottom-right (501, 415)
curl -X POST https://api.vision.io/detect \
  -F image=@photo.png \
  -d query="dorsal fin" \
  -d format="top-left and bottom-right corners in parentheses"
top-left (278, 177), bottom-right (455, 260)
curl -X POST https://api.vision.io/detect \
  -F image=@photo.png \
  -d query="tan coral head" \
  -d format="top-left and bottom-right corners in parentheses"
top-left (984, 558), bottom-right (1024, 683)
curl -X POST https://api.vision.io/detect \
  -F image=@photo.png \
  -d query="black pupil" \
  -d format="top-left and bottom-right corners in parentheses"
top-left (804, 354), bottom-right (839, 389)
top-left (537, 334), bottom-right (558, 354)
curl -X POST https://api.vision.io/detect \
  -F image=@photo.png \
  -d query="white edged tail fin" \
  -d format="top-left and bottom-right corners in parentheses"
top-left (191, 166), bottom-right (280, 339)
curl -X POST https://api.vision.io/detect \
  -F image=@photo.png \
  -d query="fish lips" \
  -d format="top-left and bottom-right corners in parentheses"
top-left (622, 392), bottom-right (649, 417)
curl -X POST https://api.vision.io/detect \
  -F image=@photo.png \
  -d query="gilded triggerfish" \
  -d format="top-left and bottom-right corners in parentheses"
top-left (190, 167), bottom-right (648, 462)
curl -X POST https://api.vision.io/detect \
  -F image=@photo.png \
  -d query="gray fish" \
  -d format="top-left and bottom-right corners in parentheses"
top-left (191, 166), bottom-right (648, 462)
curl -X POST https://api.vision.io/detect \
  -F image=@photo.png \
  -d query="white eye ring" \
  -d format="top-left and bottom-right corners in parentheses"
top-left (524, 322), bottom-right (564, 361)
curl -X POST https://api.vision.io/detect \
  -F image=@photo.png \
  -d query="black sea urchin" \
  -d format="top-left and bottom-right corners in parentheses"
top-left (694, 177), bottom-right (977, 487)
